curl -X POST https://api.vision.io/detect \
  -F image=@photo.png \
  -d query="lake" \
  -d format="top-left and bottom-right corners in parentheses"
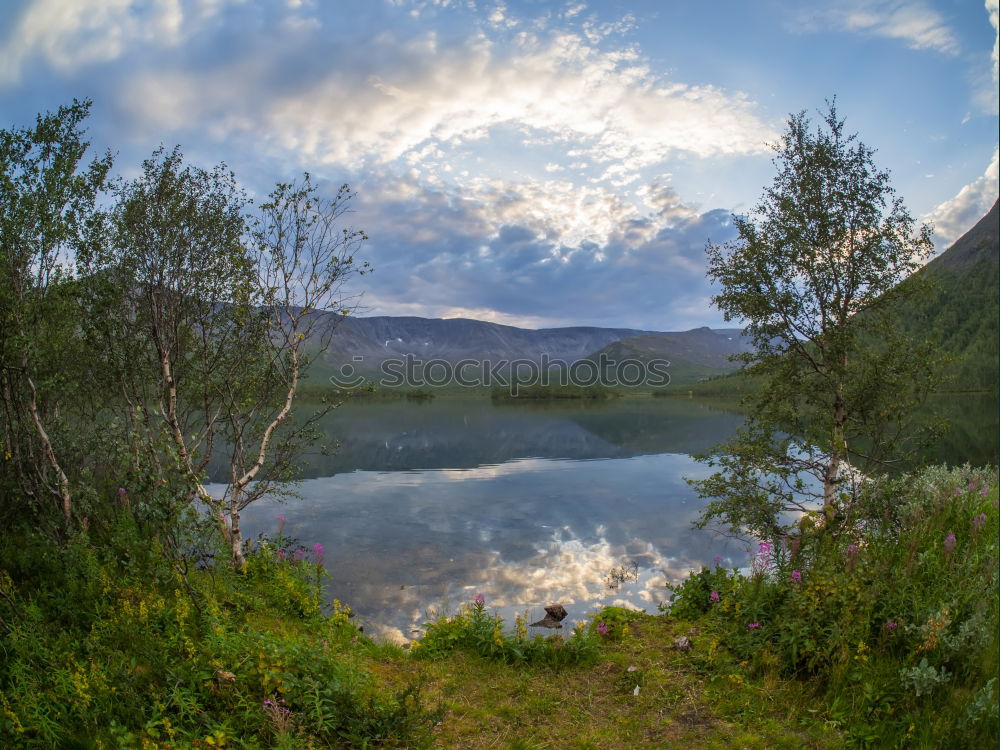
top-left (224, 393), bottom-right (997, 643)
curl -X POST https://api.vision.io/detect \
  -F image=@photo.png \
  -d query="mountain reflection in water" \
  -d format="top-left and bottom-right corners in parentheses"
top-left (225, 393), bottom-right (995, 641)
top-left (223, 398), bottom-right (748, 641)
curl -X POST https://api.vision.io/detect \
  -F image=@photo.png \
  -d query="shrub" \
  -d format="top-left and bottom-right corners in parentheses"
top-left (416, 595), bottom-right (600, 667)
top-left (666, 465), bottom-right (998, 747)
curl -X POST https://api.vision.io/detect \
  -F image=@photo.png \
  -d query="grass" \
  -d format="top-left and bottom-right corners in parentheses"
top-left (395, 613), bottom-right (843, 749)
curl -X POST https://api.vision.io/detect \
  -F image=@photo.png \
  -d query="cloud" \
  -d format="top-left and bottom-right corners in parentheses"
top-left (113, 4), bottom-right (774, 186)
top-left (792, 1), bottom-right (959, 55)
top-left (979, 0), bottom-right (1000, 113)
top-left (990, 0), bottom-right (999, 82)
top-left (339, 167), bottom-right (737, 329)
top-left (0, 0), bottom-right (775, 328)
top-left (0, 0), bottom-right (231, 84)
top-left (923, 147), bottom-right (999, 251)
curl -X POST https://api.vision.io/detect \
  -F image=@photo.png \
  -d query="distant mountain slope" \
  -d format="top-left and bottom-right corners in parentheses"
top-left (925, 200), bottom-right (998, 273)
top-left (583, 327), bottom-right (754, 386)
top-left (303, 314), bottom-right (755, 389)
top-left (905, 200), bottom-right (998, 391)
top-left (319, 315), bottom-right (651, 366)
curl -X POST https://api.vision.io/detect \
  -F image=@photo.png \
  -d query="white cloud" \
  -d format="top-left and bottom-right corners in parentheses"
top-left (979, 0), bottom-right (1000, 113)
top-left (118, 15), bottom-right (775, 188)
top-left (793, 1), bottom-right (959, 55)
top-left (923, 147), bottom-right (999, 251)
top-left (0, 0), bottom-right (229, 84)
top-left (989, 0), bottom-right (999, 82)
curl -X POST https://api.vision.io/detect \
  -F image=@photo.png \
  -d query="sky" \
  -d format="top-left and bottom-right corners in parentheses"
top-left (1, 0), bottom-right (997, 331)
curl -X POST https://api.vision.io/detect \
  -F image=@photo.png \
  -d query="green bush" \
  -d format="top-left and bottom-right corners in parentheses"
top-left (416, 595), bottom-right (600, 667)
top-left (667, 465), bottom-right (998, 748)
top-left (0, 512), bottom-right (441, 748)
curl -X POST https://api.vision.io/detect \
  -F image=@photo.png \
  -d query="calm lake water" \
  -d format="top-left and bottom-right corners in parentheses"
top-left (221, 393), bottom-right (997, 643)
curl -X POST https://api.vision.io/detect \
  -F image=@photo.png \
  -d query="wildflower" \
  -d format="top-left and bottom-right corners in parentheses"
top-left (473, 593), bottom-right (485, 606)
top-left (713, 555), bottom-right (723, 566)
top-left (117, 487), bottom-right (126, 496)
top-left (954, 488), bottom-right (962, 495)
top-left (596, 621), bottom-right (608, 635)
top-left (981, 487), bottom-right (989, 497)
top-left (277, 515), bottom-right (286, 535)
top-left (790, 570), bottom-right (802, 584)
top-left (885, 620), bottom-right (898, 632)
top-left (943, 532), bottom-right (956, 555)
top-left (972, 513), bottom-right (987, 532)
top-left (967, 481), bottom-right (976, 490)
top-left (312, 542), bottom-right (325, 564)
top-left (751, 541), bottom-right (773, 576)
top-left (293, 549), bottom-right (305, 562)
top-left (747, 622), bottom-right (761, 630)
top-left (709, 590), bottom-right (720, 603)
top-left (277, 549), bottom-right (286, 561)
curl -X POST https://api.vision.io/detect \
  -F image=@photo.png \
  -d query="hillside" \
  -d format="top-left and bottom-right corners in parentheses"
top-left (906, 199), bottom-right (998, 391)
top-left (303, 314), bottom-right (757, 391)
top-left (583, 327), bottom-right (754, 387)
top-left (314, 315), bottom-right (649, 368)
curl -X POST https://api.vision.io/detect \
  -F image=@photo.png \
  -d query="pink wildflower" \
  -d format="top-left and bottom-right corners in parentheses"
top-left (473, 593), bottom-right (485, 606)
top-left (790, 570), bottom-right (802, 584)
top-left (313, 542), bottom-right (325, 564)
top-left (596, 621), bottom-right (608, 635)
top-left (944, 532), bottom-right (956, 555)
top-left (709, 590), bottom-right (720, 603)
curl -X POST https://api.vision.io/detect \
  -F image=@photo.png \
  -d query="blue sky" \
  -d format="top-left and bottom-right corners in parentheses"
top-left (1, 0), bottom-right (996, 330)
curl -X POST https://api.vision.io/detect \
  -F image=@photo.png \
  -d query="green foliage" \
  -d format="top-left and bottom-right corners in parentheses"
top-left (669, 465), bottom-right (998, 747)
top-left (0, 99), bottom-right (113, 521)
top-left (416, 597), bottom-right (600, 667)
top-left (665, 563), bottom-right (739, 621)
top-left (693, 100), bottom-right (940, 541)
top-left (900, 255), bottom-right (999, 393)
top-left (0, 514), bottom-right (441, 748)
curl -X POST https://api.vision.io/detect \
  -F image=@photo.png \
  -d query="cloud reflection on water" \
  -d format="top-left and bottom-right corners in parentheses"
top-left (235, 448), bottom-right (750, 641)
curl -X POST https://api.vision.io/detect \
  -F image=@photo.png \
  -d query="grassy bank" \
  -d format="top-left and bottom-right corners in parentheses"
top-left (1, 465), bottom-right (996, 747)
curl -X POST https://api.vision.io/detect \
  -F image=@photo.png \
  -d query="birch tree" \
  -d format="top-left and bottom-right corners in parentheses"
top-left (217, 176), bottom-right (368, 566)
top-left (0, 100), bottom-right (112, 522)
top-left (691, 101), bottom-right (938, 541)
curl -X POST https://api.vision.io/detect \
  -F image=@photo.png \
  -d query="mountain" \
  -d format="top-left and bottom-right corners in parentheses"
top-left (581, 327), bottom-right (754, 386)
top-left (905, 200), bottom-right (998, 391)
top-left (303, 314), bottom-right (752, 390)
top-left (320, 315), bottom-right (651, 365)
top-left (925, 200), bottom-right (998, 273)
